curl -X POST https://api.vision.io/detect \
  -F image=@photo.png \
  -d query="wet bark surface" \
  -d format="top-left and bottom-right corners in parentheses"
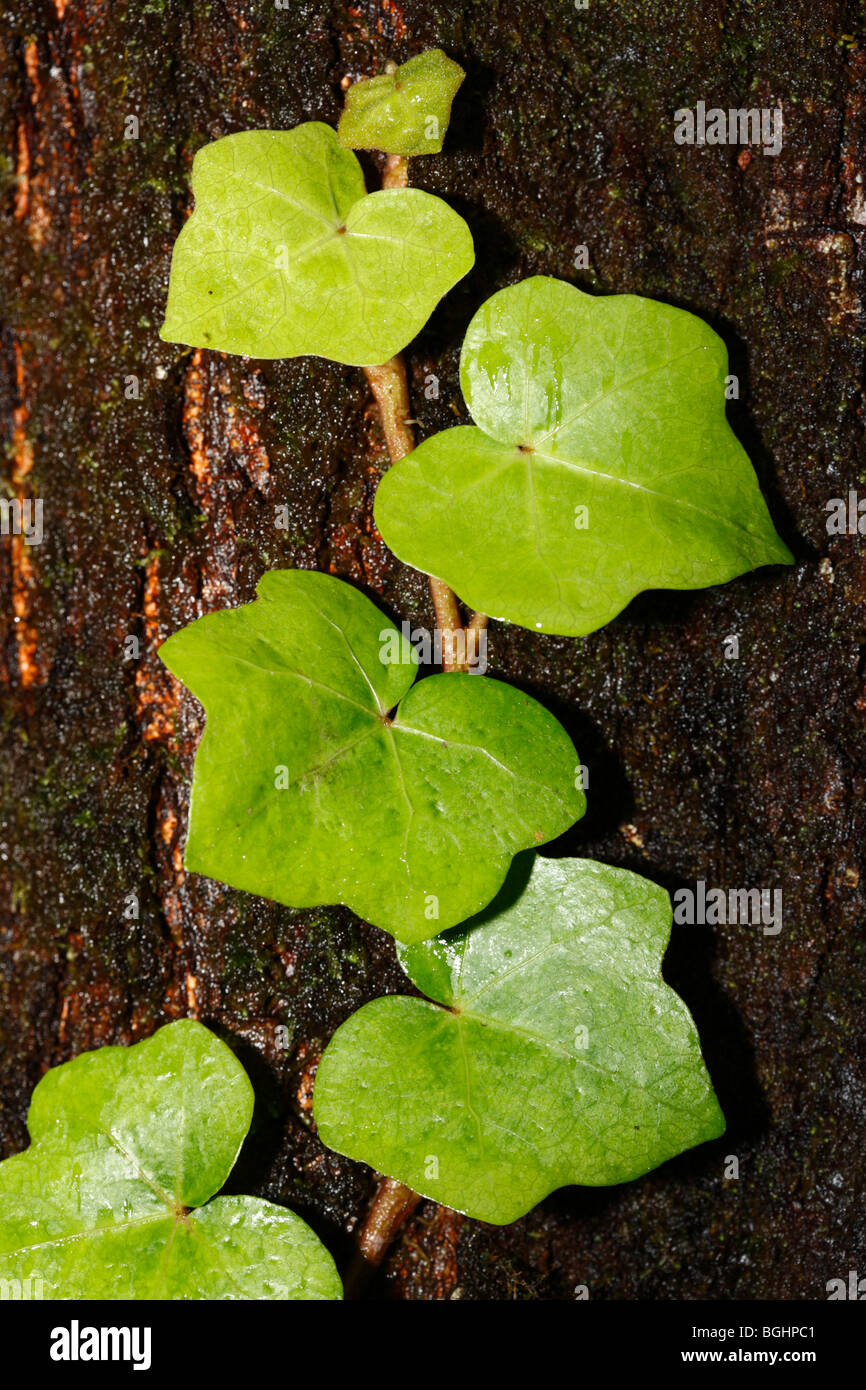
top-left (1, 0), bottom-right (864, 1299)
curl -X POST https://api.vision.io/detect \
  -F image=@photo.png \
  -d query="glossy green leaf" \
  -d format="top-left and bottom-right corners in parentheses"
top-left (160, 123), bottom-right (474, 366)
top-left (315, 855), bottom-right (725, 1224)
top-left (338, 50), bottom-right (465, 156)
top-left (0, 1020), bottom-right (341, 1299)
top-left (159, 570), bottom-right (584, 943)
top-left (375, 276), bottom-right (793, 635)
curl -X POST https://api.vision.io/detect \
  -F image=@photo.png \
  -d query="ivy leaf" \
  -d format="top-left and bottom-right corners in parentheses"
top-left (375, 276), bottom-right (793, 636)
top-left (160, 123), bottom-right (474, 366)
top-left (158, 570), bottom-right (584, 944)
top-left (314, 855), bottom-right (725, 1224)
top-left (0, 1020), bottom-right (342, 1299)
top-left (338, 50), bottom-right (465, 156)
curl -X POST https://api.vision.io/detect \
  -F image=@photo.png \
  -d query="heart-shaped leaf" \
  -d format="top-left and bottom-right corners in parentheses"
top-left (159, 570), bottom-right (584, 944)
top-left (338, 50), bottom-right (465, 156)
top-left (314, 855), bottom-right (725, 1224)
top-left (0, 1020), bottom-right (342, 1299)
top-left (375, 276), bottom-right (793, 635)
top-left (160, 123), bottom-right (474, 366)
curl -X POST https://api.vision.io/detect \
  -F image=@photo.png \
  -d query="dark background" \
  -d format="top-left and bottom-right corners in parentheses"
top-left (1, 0), bottom-right (864, 1299)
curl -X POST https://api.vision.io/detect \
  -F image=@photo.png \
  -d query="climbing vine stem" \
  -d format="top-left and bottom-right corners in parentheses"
top-left (350, 67), bottom-right (486, 1288)
top-left (344, 1178), bottom-right (422, 1298)
top-left (363, 142), bottom-right (486, 674)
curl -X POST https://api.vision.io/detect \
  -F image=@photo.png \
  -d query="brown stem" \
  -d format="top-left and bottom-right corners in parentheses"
top-left (363, 353), bottom-right (470, 673)
top-left (429, 577), bottom-right (469, 673)
top-left (346, 66), bottom-right (484, 1294)
top-left (363, 358), bottom-right (413, 462)
top-left (382, 153), bottom-right (409, 189)
top-left (364, 112), bottom-right (486, 672)
top-left (344, 1178), bottom-right (422, 1299)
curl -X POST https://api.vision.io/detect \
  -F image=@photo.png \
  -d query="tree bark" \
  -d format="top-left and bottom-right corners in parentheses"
top-left (1, 0), bottom-right (864, 1299)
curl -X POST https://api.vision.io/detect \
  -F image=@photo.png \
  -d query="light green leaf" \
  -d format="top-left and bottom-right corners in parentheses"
top-left (0, 1020), bottom-right (342, 1299)
top-left (314, 855), bottom-right (725, 1224)
top-left (158, 570), bottom-right (584, 943)
top-left (338, 50), bottom-right (465, 156)
top-left (375, 276), bottom-right (793, 635)
top-left (160, 123), bottom-right (474, 366)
